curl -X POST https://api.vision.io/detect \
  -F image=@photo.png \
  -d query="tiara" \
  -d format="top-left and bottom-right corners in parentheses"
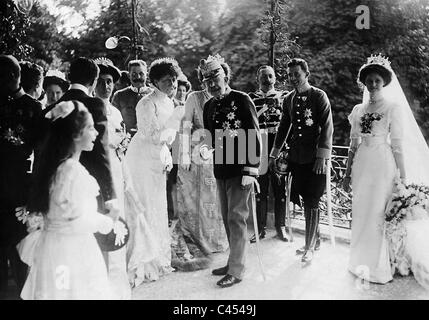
top-left (365, 53), bottom-right (391, 69)
top-left (94, 57), bottom-right (114, 66)
top-left (45, 69), bottom-right (66, 80)
top-left (199, 54), bottom-right (224, 73)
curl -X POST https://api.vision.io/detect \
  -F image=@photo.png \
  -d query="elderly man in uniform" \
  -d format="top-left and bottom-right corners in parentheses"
top-left (202, 54), bottom-right (261, 288)
top-left (112, 60), bottom-right (152, 135)
top-left (248, 65), bottom-right (288, 243)
top-left (269, 58), bottom-right (333, 264)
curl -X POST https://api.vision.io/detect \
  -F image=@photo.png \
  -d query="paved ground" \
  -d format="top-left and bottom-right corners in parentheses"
top-left (132, 227), bottom-right (429, 300)
top-left (2, 222), bottom-right (428, 300)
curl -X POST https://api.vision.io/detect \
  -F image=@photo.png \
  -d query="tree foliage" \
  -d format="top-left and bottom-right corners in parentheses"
top-left (0, 0), bottom-right (32, 59)
top-left (3, 0), bottom-right (429, 145)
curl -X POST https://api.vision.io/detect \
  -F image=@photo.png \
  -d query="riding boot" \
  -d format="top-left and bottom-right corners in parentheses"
top-left (302, 207), bottom-right (319, 264)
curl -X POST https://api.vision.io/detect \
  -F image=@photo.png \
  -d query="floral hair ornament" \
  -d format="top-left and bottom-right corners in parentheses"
top-left (45, 101), bottom-right (75, 121)
top-left (199, 54), bottom-right (225, 82)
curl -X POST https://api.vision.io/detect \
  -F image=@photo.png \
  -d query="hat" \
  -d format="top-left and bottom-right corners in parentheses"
top-left (199, 54), bottom-right (225, 82)
top-left (358, 54), bottom-right (392, 87)
top-left (43, 70), bottom-right (70, 92)
top-left (94, 57), bottom-right (121, 83)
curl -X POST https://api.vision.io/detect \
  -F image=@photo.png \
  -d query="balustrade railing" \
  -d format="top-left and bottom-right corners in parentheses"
top-left (289, 145), bottom-right (352, 229)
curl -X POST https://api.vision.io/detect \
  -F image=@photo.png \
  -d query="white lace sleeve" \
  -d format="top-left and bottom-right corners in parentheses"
top-left (136, 96), bottom-right (161, 143)
top-left (348, 104), bottom-right (362, 148)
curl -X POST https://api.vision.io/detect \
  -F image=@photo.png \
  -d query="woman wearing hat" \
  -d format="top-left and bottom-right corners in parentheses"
top-left (94, 58), bottom-right (131, 299)
top-left (344, 54), bottom-right (429, 287)
top-left (43, 70), bottom-right (69, 106)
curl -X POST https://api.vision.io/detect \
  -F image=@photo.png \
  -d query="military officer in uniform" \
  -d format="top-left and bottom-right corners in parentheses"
top-left (202, 55), bottom-right (261, 288)
top-left (248, 65), bottom-right (288, 243)
top-left (0, 55), bottom-right (43, 295)
top-left (269, 58), bottom-right (333, 264)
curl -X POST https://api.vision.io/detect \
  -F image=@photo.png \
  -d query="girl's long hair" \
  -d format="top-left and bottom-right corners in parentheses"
top-left (28, 100), bottom-right (90, 214)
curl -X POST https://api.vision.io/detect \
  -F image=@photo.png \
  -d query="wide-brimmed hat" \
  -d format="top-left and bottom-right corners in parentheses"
top-left (199, 54), bottom-right (225, 82)
top-left (358, 54), bottom-right (392, 87)
top-left (94, 57), bottom-right (121, 83)
top-left (43, 70), bottom-right (70, 92)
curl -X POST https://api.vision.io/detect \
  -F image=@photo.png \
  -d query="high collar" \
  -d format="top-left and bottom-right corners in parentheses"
top-left (214, 86), bottom-right (232, 101)
top-left (130, 85), bottom-right (149, 94)
top-left (256, 87), bottom-right (277, 97)
top-left (70, 83), bottom-right (89, 95)
top-left (153, 87), bottom-right (169, 99)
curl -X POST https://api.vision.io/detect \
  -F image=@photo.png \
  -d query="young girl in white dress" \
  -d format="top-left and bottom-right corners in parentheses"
top-left (19, 100), bottom-right (116, 299)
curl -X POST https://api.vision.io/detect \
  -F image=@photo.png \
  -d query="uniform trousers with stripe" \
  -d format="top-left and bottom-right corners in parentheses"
top-left (216, 176), bottom-right (254, 279)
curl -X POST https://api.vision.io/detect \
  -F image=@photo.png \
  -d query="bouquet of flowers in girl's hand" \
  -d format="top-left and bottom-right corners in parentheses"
top-left (15, 206), bottom-right (44, 232)
top-left (385, 176), bottom-right (429, 276)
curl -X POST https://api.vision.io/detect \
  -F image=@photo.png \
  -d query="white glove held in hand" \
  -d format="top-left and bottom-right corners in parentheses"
top-left (113, 220), bottom-right (128, 246)
top-left (159, 128), bottom-right (177, 145)
top-left (160, 143), bottom-right (173, 172)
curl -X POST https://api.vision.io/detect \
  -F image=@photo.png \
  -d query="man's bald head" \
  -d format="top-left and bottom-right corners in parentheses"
top-left (0, 55), bottom-right (21, 93)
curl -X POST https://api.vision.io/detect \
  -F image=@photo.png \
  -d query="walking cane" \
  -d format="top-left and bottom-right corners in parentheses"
top-left (285, 172), bottom-right (293, 242)
top-left (326, 159), bottom-right (336, 247)
top-left (251, 181), bottom-right (267, 281)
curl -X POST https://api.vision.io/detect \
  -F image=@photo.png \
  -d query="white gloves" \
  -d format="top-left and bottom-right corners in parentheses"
top-left (113, 219), bottom-right (128, 246)
top-left (160, 143), bottom-right (173, 172)
top-left (159, 128), bottom-right (177, 145)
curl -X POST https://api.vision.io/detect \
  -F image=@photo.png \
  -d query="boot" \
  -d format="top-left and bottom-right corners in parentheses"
top-left (276, 226), bottom-right (289, 242)
top-left (315, 226), bottom-right (321, 251)
top-left (296, 206), bottom-right (311, 255)
top-left (301, 208), bottom-right (320, 264)
top-left (250, 229), bottom-right (266, 243)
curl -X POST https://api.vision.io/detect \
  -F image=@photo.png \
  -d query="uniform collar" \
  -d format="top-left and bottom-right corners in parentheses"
top-left (70, 83), bottom-right (89, 95)
top-left (256, 88), bottom-right (277, 97)
top-left (130, 85), bottom-right (150, 94)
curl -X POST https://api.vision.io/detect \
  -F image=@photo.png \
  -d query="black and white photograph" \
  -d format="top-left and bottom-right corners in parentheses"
top-left (1, 0), bottom-right (429, 307)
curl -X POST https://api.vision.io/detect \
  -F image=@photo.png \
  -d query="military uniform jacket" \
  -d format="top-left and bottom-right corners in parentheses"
top-left (271, 86), bottom-right (333, 164)
top-left (43, 86), bottom-right (116, 205)
top-left (248, 88), bottom-right (287, 131)
top-left (203, 89), bottom-right (261, 180)
top-left (0, 89), bottom-right (42, 208)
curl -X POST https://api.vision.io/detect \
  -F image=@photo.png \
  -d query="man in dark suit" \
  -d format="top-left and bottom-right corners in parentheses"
top-left (43, 57), bottom-right (118, 224)
top-left (0, 55), bottom-right (43, 296)
top-left (269, 58), bottom-right (333, 265)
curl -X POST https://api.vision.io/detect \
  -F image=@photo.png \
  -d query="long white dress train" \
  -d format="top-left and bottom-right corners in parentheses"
top-left (125, 88), bottom-right (183, 287)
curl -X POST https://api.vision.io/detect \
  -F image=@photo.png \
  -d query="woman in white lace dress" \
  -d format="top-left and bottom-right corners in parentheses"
top-left (19, 101), bottom-right (116, 299)
top-left (125, 58), bottom-right (184, 286)
top-left (344, 55), bottom-right (429, 289)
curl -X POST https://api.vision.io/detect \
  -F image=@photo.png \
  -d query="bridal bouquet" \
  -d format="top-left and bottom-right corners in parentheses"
top-left (385, 177), bottom-right (429, 275)
top-left (385, 177), bottom-right (429, 224)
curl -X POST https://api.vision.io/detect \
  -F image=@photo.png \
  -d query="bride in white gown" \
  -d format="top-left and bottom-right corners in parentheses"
top-left (125, 58), bottom-right (184, 287)
top-left (344, 54), bottom-right (429, 289)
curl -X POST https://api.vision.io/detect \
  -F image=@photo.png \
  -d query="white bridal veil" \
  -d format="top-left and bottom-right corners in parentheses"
top-left (363, 67), bottom-right (429, 186)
